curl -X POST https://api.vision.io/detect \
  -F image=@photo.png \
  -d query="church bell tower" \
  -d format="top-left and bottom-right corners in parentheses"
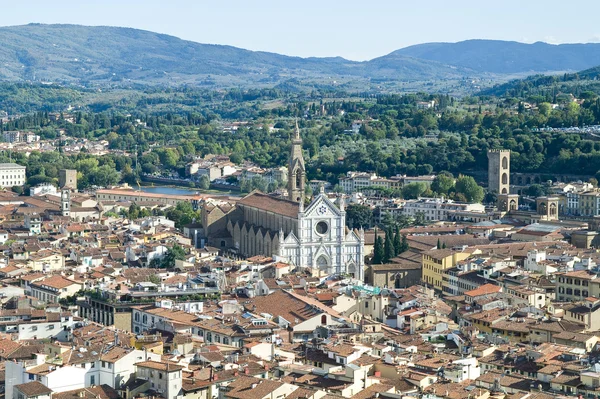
top-left (288, 120), bottom-right (306, 203)
top-left (61, 189), bottom-right (71, 217)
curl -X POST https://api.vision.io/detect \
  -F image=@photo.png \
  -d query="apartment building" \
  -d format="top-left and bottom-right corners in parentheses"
top-left (0, 163), bottom-right (26, 187)
top-left (555, 270), bottom-right (600, 301)
top-left (403, 198), bottom-right (485, 222)
top-left (422, 249), bottom-right (471, 291)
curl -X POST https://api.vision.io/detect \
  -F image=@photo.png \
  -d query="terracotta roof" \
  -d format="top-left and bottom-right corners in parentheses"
top-left (14, 381), bottom-right (53, 397)
top-left (51, 385), bottom-right (119, 399)
top-left (135, 360), bottom-right (184, 372)
top-left (225, 375), bottom-right (286, 399)
top-left (33, 275), bottom-right (80, 289)
top-left (464, 283), bottom-right (501, 297)
top-left (237, 192), bottom-right (299, 219)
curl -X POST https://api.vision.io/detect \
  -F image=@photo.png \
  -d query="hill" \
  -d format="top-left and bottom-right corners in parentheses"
top-left (479, 64), bottom-right (600, 98)
top-left (395, 40), bottom-right (600, 74)
top-left (0, 24), bottom-right (469, 86)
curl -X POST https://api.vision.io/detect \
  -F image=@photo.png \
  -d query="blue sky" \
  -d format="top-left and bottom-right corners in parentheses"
top-left (4, 0), bottom-right (600, 61)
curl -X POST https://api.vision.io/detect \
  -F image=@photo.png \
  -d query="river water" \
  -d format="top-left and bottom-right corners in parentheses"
top-left (139, 186), bottom-right (200, 196)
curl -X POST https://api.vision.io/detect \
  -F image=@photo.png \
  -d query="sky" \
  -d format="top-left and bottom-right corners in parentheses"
top-left (3, 0), bottom-right (600, 61)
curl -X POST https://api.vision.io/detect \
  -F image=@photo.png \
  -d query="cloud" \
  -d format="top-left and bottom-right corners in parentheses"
top-left (543, 36), bottom-right (558, 44)
top-left (588, 34), bottom-right (600, 43)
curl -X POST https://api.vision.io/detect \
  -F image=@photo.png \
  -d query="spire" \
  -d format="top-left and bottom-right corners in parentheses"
top-left (294, 118), bottom-right (300, 140)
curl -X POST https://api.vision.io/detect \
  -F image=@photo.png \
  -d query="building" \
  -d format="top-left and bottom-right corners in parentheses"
top-left (488, 149), bottom-right (520, 214)
top-left (0, 163), bottom-right (26, 187)
top-left (13, 381), bottom-right (52, 399)
top-left (339, 172), bottom-right (378, 193)
top-left (422, 249), bottom-right (471, 291)
top-left (288, 120), bottom-right (305, 203)
top-left (134, 361), bottom-right (183, 399)
top-left (30, 183), bottom-right (58, 197)
top-left (402, 198), bottom-right (485, 222)
top-left (29, 275), bottom-right (83, 303)
top-left (3, 130), bottom-right (40, 143)
top-left (219, 124), bottom-right (364, 279)
top-left (488, 150), bottom-right (510, 194)
top-left (59, 169), bottom-right (78, 190)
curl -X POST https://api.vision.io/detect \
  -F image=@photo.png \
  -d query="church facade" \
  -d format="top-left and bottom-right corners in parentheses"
top-left (214, 122), bottom-right (364, 279)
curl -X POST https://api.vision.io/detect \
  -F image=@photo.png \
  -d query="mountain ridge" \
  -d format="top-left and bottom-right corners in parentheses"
top-left (2, 24), bottom-right (600, 86)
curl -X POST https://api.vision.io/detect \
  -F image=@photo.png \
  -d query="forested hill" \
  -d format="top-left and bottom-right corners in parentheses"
top-left (0, 24), bottom-right (470, 85)
top-left (395, 40), bottom-right (600, 74)
top-left (479, 65), bottom-right (600, 98)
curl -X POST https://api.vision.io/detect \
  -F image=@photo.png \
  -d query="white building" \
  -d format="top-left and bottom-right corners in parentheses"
top-left (402, 197), bottom-right (485, 222)
top-left (3, 130), bottom-right (40, 143)
top-left (0, 163), bottom-right (26, 187)
top-left (17, 313), bottom-right (75, 340)
top-left (30, 183), bottom-right (58, 197)
top-left (135, 360), bottom-right (183, 399)
top-left (278, 190), bottom-right (365, 280)
top-left (339, 172), bottom-right (378, 193)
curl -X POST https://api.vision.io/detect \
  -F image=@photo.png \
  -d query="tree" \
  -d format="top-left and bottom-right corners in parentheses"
top-left (431, 173), bottom-right (455, 195)
top-left (400, 235), bottom-right (409, 253)
top-left (372, 231), bottom-right (384, 264)
top-left (160, 244), bottom-right (186, 268)
top-left (437, 238), bottom-right (442, 249)
top-left (526, 184), bottom-right (546, 198)
top-left (165, 202), bottom-right (201, 229)
top-left (346, 204), bottom-right (372, 229)
top-left (454, 175), bottom-right (484, 203)
top-left (198, 175), bottom-right (210, 190)
top-left (383, 229), bottom-right (395, 263)
top-left (393, 225), bottom-right (402, 256)
top-left (413, 211), bottom-right (426, 226)
top-left (402, 182), bottom-right (427, 199)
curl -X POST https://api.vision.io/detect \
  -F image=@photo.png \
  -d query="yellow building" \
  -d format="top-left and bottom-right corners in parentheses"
top-left (422, 248), bottom-right (471, 290)
top-left (131, 334), bottom-right (164, 355)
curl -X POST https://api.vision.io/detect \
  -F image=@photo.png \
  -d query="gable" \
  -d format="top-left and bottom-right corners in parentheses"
top-left (304, 194), bottom-right (341, 218)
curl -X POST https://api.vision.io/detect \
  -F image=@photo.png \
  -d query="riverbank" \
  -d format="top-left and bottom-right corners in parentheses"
top-left (140, 175), bottom-right (239, 195)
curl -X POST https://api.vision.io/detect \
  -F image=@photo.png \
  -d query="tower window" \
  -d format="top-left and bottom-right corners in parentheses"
top-left (295, 169), bottom-right (302, 189)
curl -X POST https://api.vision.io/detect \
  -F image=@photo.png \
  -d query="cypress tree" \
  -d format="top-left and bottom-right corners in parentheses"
top-left (373, 235), bottom-right (384, 265)
top-left (437, 238), bottom-right (441, 249)
top-left (401, 235), bottom-right (409, 253)
top-left (384, 230), bottom-right (395, 263)
top-left (393, 225), bottom-right (402, 256)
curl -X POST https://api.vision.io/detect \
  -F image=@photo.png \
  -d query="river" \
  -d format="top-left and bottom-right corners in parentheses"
top-left (139, 186), bottom-right (201, 196)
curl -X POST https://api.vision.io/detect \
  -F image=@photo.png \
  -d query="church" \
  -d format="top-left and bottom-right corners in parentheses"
top-left (203, 122), bottom-right (365, 280)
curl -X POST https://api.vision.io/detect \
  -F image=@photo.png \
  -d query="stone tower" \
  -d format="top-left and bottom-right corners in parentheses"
top-left (288, 120), bottom-right (305, 203)
top-left (59, 169), bottom-right (77, 190)
top-left (61, 189), bottom-right (71, 217)
top-left (487, 149), bottom-right (510, 194)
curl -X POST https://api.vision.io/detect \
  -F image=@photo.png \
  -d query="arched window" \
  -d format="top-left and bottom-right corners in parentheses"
top-left (295, 169), bottom-right (302, 189)
top-left (501, 173), bottom-right (508, 185)
top-left (321, 315), bottom-right (327, 325)
top-left (134, 313), bottom-right (139, 322)
top-left (206, 332), bottom-right (212, 342)
top-left (142, 315), bottom-right (147, 324)
top-left (502, 157), bottom-right (508, 169)
top-left (223, 337), bottom-right (229, 345)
